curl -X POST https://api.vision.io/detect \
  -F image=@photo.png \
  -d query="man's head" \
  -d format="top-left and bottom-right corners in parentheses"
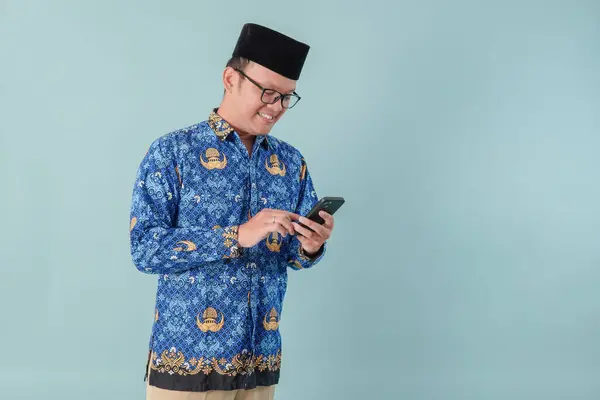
top-left (221, 57), bottom-right (299, 135)
top-left (218, 24), bottom-right (310, 136)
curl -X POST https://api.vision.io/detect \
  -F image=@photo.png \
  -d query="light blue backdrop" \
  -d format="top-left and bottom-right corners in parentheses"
top-left (1, 1), bottom-right (599, 399)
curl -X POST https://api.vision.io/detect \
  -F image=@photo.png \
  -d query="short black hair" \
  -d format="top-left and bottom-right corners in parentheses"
top-left (226, 56), bottom-right (251, 71)
top-left (223, 57), bottom-right (251, 95)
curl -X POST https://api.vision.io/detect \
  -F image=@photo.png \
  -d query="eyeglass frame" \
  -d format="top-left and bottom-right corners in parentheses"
top-left (234, 68), bottom-right (301, 109)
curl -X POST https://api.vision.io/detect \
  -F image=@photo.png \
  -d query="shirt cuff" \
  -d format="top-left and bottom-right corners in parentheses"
top-left (288, 241), bottom-right (326, 270)
top-left (219, 225), bottom-right (243, 258)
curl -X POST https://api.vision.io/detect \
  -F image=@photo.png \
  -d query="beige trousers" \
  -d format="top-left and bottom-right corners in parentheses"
top-left (145, 362), bottom-right (276, 400)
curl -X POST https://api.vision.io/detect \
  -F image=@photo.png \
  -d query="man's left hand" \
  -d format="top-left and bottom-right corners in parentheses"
top-left (292, 211), bottom-right (335, 255)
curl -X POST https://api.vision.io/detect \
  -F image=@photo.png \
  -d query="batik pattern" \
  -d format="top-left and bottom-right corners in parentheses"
top-left (129, 110), bottom-right (326, 391)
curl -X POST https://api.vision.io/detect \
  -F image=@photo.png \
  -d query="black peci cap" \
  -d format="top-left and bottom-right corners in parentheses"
top-left (232, 23), bottom-right (310, 81)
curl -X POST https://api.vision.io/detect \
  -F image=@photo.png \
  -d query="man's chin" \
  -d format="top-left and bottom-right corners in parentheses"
top-left (253, 125), bottom-right (274, 136)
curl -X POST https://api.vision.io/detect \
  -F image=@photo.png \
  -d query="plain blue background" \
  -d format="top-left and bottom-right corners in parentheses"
top-left (1, 1), bottom-right (599, 399)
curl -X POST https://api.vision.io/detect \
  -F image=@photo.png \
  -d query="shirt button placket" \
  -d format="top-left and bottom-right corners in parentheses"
top-left (245, 260), bottom-right (257, 388)
top-left (246, 159), bottom-right (258, 387)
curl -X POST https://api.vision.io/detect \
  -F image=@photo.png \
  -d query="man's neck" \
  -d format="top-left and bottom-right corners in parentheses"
top-left (216, 104), bottom-right (256, 155)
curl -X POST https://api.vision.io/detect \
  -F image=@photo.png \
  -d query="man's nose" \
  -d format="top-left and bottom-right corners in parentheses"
top-left (267, 99), bottom-right (283, 113)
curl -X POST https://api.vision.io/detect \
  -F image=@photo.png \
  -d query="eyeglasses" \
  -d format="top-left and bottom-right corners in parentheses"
top-left (235, 68), bottom-right (301, 109)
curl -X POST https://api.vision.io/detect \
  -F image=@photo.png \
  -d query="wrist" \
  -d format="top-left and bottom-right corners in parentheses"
top-left (237, 222), bottom-right (256, 248)
top-left (237, 223), bottom-right (249, 248)
top-left (300, 243), bottom-right (324, 259)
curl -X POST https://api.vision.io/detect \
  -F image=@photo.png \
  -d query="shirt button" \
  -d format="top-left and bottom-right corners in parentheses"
top-left (251, 183), bottom-right (256, 189)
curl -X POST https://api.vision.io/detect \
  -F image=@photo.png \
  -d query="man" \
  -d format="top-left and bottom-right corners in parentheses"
top-left (129, 23), bottom-right (335, 400)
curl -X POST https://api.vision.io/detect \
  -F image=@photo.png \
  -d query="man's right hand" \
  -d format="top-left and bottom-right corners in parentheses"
top-left (237, 208), bottom-right (299, 248)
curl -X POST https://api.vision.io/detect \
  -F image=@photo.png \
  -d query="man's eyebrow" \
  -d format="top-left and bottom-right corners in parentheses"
top-left (280, 85), bottom-right (297, 94)
top-left (261, 79), bottom-right (296, 94)
top-left (273, 86), bottom-right (296, 95)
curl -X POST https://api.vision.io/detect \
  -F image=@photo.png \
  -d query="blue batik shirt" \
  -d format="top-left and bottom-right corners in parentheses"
top-left (129, 109), bottom-right (326, 392)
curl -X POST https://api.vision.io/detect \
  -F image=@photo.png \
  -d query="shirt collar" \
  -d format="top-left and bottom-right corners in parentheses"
top-left (208, 109), bottom-right (271, 150)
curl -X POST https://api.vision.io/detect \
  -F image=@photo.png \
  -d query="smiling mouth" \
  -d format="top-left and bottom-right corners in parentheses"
top-left (258, 112), bottom-right (275, 122)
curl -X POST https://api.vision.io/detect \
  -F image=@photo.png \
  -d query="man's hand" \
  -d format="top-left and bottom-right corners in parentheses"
top-left (292, 211), bottom-right (335, 255)
top-left (238, 208), bottom-right (300, 248)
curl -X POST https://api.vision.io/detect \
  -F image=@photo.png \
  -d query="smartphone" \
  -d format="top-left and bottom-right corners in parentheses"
top-left (299, 196), bottom-right (345, 229)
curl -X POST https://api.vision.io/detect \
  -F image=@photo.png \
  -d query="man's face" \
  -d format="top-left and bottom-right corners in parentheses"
top-left (229, 62), bottom-right (297, 136)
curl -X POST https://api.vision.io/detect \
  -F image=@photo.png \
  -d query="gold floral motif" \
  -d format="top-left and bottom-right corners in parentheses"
top-left (265, 232), bottom-right (282, 252)
top-left (130, 217), bottom-right (137, 232)
top-left (173, 240), bottom-right (197, 252)
top-left (196, 307), bottom-right (225, 332)
top-left (150, 348), bottom-right (281, 377)
top-left (150, 348), bottom-right (204, 376)
top-left (263, 307), bottom-right (280, 331)
top-left (222, 226), bottom-right (239, 248)
top-left (200, 148), bottom-right (227, 170)
top-left (265, 154), bottom-right (286, 176)
top-left (255, 353), bottom-right (282, 372)
top-left (208, 110), bottom-right (235, 140)
top-left (211, 352), bottom-right (254, 375)
top-left (155, 309), bottom-right (159, 322)
top-left (288, 260), bottom-right (303, 269)
top-left (299, 159), bottom-right (307, 181)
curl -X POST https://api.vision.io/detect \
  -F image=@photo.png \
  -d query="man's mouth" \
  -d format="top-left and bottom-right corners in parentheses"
top-left (258, 112), bottom-right (275, 122)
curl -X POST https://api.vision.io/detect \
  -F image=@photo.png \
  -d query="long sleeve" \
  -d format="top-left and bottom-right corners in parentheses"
top-left (287, 158), bottom-right (327, 270)
top-left (129, 138), bottom-right (242, 275)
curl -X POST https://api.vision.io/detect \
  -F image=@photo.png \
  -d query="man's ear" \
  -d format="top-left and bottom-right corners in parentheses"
top-left (223, 67), bottom-right (238, 93)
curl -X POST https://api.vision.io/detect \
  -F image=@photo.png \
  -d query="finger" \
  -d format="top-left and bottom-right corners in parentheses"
top-left (296, 234), bottom-right (311, 248)
top-left (292, 222), bottom-right (317, 240)
top-left (319, 211), bottom-right (335, 229)
top-left (272, 210), bottom-right (301, 221)
top-left (298, 216), bottom-right (328, 237)
top-left (288, 212), bottom-right (301, 221)
top-left (270, 224), bottom-right (288, 238)
top-left (296, 234), bottom-right (320, 253)
top-left (279, 219), bottom-right (295, 235)
top-left (263, 217), bottom-right (288, 237)
top-left (269, 215), bottom-right (294, 235)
